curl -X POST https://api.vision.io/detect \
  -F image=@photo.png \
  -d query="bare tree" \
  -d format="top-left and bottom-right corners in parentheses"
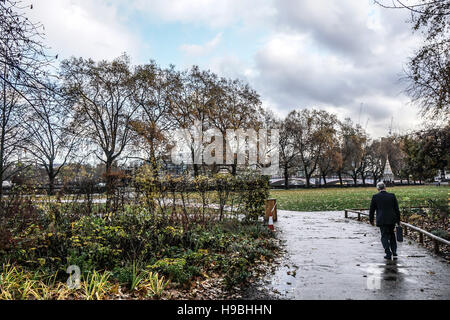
top-left (406, 39), bottom-right (449, 120)
top-left (0, 1), bottom-right (54, 93)
top-left (169, 66), bottom-right (216, 177)
top-left (130, 62), bottom-right (174, 172)
top-left (23, 82), bottom-right (79, 194)
top-left (334, 120), bottom-right (349, 186)
top-left (376, 0), bottom-right (450, 120)
top-left (289, 109), bottom-right (337, 188)
top-left (277, 116), bottom-right (298, 189)
top-left (0, 85), bottom-right (27, 194)
top-left (60, 54), bottom-right (138, 198)
top-left (1, 0), bottom-right (56, 196)
top-left (208, 76), bottom-right (264, 175)
top-left (318, 142), bottom-right (340, 186)
top-left (358, 137), bottom-right (371, 185)
top-left (366, 139), bottom-right (385, 186)
top-left (339, 118), bottom-right (367, 185)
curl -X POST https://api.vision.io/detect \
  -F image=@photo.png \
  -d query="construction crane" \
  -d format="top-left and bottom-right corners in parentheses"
top-left (388, 116), bottom-right (394, 136)
top-left (358, 103), bottom-right (364, 126)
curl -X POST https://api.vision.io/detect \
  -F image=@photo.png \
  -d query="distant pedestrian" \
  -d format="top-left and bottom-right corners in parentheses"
top-left (369, 182), bottom-right (401, 260)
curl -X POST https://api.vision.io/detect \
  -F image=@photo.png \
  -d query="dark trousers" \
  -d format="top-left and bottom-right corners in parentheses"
top-left (379, 225), bottom-right (397, 256)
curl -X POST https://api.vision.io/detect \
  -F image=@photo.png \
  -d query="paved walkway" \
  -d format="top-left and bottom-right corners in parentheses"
top-left (248, 210), bottom-right (450, 300)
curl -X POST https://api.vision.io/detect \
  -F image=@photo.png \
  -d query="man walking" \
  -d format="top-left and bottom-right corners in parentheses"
top-left (369, 182), bottom-right (401, 260)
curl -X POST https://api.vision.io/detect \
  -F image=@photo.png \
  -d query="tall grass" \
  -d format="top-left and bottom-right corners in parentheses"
top-left (82, 270), bottom-right (111, 300)
top-left (140, 271), bottom-right (168, 298)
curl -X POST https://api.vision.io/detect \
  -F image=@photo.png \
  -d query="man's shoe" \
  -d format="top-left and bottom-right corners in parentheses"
top-left (393, 253), bottom-right (398, 259)
top-left (384, 255), bottom-right (392, 260)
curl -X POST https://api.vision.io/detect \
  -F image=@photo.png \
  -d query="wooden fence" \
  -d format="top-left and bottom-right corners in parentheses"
top-left (344, 209), bottom-right (450, 254)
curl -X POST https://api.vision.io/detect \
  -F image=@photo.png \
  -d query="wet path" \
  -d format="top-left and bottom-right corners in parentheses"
top-left (247, 210), bottom-right (450, 300)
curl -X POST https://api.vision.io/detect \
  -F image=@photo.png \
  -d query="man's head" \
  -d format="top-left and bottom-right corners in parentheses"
top-left (377, 181), bottom-right (386, 191)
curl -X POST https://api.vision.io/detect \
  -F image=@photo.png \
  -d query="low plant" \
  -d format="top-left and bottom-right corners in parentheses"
top-left (129, 261), bottom-right (145, 291)
top-left (151, 258), bottom-right (191, 285)
top-left (82, 270), bottom-right (112, 300)
top-left (0, 265), bottom-right (40, 300)
top-left (140, 271), bottom-right (168, 299)
top-left (431, 229), bottom-right (450, 240)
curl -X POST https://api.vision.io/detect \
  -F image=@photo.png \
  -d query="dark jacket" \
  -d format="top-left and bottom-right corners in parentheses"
top-left (369, 191), bottom-right (401, 226)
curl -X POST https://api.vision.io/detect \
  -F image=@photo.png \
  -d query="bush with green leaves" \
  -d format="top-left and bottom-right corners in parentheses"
top-left (431, 229), bottom-right (449, 240)
top-left (1, 171), bottom-right (277, 298)
top-left (150, 257), bottom-right (197, 285)
top-left (237, 173), bottom-right (270, 221)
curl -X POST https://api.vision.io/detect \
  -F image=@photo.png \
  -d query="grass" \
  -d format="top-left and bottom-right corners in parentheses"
top-left (140, 271), bottom-right (169, 298)
top-left (36, 186), bottom-right (449, 213)
top-left (0, 265), bottom-right (70, 300)
top-left (270, 185), bottom-right (449, 212)
top-left (0, 263), bottom-right (170, 300)
top-left (82, 270), bottom-right (112, 300)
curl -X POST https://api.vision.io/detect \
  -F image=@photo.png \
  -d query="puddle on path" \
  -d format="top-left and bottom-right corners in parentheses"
top-left (243, 210), bottom-right (450, 300)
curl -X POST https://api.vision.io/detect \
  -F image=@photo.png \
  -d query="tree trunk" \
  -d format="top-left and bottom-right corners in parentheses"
top-left (305, 172), bottom-right (311, 188)
top-left (0, 118), bottom-right (6, 199)
top-left (284, 164), bottom-right (289, 189)
top-left (193, 163), bottom-right (200, 177)
top-left (149, 145), bottom-right (159, 178)
top-left (0, 165), bottom-right (3, 198)
top-left (0, 159), bottom-right (3, 199)
top-left (0, 65), bottom-right (6, 199)
top-left (48, 169), bottom-right (55, 196)
top-left (190, 146), bottom-right (200, 177)
top-left (338, 172), bottom-right (343, 186)
top-left (231, 158), bottom-right (237, 176)
top-left (105, 158), bottom-right (113, 210)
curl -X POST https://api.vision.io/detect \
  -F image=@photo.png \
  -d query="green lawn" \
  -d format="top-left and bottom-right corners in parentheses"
top-left (270, 186), bottom-right (449, 212)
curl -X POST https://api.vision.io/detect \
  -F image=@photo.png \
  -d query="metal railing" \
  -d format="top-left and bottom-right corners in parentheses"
top-left (344, 209), bottom-right (450, 254)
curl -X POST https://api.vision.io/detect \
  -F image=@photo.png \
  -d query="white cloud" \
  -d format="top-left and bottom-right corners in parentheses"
top-left (28, 0), bottom-right (140, 61)
top-left (250, 27), bottom-right (422, 135)
top-left (22, 0), bottom-right (424, 138)
top-left (180, 33), bottom-right (223, 56)
top-left (211, 0), bottom-right (423, 138)
top-left (131, 0), bottom-right (275, 28)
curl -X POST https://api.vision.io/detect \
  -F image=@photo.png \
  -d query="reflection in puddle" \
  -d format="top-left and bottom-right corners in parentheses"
top-left (366, 261), bottom-right (407, 290)
top-left (244, 211), bottom-right (450, 299)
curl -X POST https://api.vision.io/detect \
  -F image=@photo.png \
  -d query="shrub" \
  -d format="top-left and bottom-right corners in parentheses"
top-left (237, 173), bottom-right (270, 221)
top-left (223, 256), bottom-right (251, 289)
top-left (150, 257), bottom-right (199, 285)
top-left (1, 170), bottom-right (278, 298)
top-left (112, 261), bottom-right (145, 291)
top-left (431, 229), bottom-right (450, 240)
top-left (68, 216), bottom-right (124, 271)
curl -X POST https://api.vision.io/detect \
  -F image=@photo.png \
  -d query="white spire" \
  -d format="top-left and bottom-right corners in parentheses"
top-left (383, 156), bottom-right (394, 182)
top-left (384, 156), bottom-right (393, 175)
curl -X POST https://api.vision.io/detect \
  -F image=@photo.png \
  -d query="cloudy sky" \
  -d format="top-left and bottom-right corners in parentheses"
top-left (28, 0), bottom-right (424, 138)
